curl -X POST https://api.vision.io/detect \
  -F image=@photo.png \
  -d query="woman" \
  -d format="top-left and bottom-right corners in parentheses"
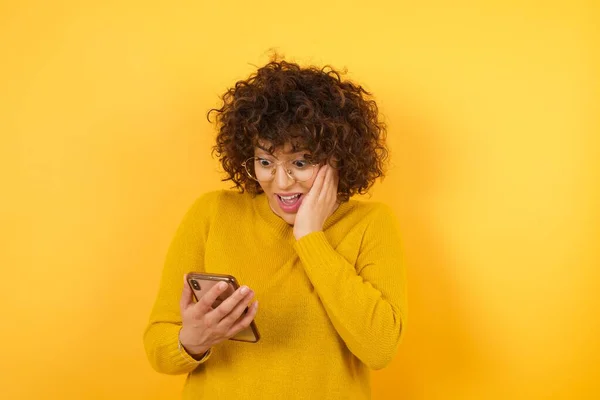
top-left (144, 58), bottom-right (407, 399)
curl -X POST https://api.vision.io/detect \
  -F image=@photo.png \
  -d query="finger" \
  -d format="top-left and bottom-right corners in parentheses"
top-left (206, 285), bottom-right (253, 324)
top-left (225, 301), bottom-right (259, 338)
top-left (216, 290), bottom-right (255, 329)
top-left (180, 275), bottom-right (194, 311)
top-left (318, 164), bottom-right (335, 202)
top-left (194, 281), bottom-right (229, 313)
top-left (308, 165), bottom-right (328, 199)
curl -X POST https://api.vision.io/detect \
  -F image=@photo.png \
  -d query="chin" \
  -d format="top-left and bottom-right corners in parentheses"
top-left (274, 208), bottom-right (297, 225)
top-left (267, 197), bottom-right (298, 225)
top-left (280, 213), bottom-right (296, 226)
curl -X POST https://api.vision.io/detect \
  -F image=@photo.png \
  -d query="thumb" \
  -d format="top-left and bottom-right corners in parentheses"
top-left (180, 275), bottom-right (194, 311)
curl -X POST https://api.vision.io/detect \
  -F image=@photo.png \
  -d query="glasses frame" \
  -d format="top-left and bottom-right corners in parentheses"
top-left (241, 156), bottom-right (319, 183)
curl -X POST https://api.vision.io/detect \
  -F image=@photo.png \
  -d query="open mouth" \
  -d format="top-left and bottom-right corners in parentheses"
top-left (275, 193), bottom-right (304, 213)
top-left (277, 193), bottom-right (302, 205)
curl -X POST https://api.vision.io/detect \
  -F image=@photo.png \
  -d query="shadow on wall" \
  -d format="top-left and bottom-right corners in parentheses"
top-left (370, 99), bottom-right (491, 399)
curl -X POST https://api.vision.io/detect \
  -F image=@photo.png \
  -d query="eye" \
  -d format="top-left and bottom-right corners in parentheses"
top-left (291, 159), bottom-right (309, 169)
top-left (257, 158), bottom-right (273, 168)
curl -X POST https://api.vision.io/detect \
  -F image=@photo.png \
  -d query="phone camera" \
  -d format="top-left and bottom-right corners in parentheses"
top-left (191, 280), bottom-right (201, 290)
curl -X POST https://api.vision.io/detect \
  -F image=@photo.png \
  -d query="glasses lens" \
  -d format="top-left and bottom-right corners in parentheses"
top-left (254, 158), bottom-right (275, 181)
top-left (287, 159), bottom-right (317, 182)
top-left (244, 157), bottom-right (317, 182)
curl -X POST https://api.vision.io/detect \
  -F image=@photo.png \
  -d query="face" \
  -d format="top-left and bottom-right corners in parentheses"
top-left (254, 141), bottom-right (319, 225)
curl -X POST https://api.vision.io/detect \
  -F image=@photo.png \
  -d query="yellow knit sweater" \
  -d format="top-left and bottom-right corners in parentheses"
top-left (144, 190), bottom-right (407, 399)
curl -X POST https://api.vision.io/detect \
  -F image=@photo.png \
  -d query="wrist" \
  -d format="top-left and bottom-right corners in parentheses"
top-left (180, 342), bottom-right (210, 359)
top-left (294, 228), bottom-right (319, 240)
top-left (178, 329), bottom-right (210, 359)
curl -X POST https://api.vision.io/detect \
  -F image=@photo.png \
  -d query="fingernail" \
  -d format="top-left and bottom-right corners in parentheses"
top-left (240, 286), bottom-right (248, 295)
top-left (218, 282), bottom-right (227, 290)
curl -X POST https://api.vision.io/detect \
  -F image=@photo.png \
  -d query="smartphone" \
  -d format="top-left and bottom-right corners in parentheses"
top-left (185, 272), bottom-right (260, 343)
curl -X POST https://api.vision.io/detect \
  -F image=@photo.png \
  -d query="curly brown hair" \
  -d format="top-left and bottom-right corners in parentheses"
top-left (207, 58), bottom-right (388, 202)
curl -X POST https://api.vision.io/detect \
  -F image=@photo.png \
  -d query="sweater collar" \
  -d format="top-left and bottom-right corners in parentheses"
top-left (254, 192), bottom-right (295, 241)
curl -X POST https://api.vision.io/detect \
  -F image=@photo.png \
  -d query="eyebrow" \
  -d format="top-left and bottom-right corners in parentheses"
top-left (257, 144), bottom-right (274, 154)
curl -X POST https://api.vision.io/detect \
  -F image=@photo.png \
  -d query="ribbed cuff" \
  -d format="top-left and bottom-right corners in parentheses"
top-left (293, 231), bottom-right (337, 268)
top-left (160, 326), bottom-right (212, 371)
top-left (178, 336), bottom-right (213, 364)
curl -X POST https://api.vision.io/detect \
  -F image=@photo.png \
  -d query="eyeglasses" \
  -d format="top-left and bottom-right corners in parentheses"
top-left (242, 157), bottom-right (319, 182)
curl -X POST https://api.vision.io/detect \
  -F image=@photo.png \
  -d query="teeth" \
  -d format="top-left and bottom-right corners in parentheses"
top-left (279, 194), bottom-right (300, 200)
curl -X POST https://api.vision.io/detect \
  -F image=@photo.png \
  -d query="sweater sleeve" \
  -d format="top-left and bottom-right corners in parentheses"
top-left (293, 203), bottom-right (407, 370)
top-left (143, 191), bottom-right (219, 375)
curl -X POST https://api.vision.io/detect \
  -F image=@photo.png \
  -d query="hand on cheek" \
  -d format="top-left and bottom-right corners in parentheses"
top-left (293, 164), bottom-right (340, 240)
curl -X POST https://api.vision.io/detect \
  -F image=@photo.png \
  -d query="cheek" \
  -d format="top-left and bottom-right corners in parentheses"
top-left (302, 178), bottom-right (317, 191)
top-left (257, 180), bottom-right (270, 194)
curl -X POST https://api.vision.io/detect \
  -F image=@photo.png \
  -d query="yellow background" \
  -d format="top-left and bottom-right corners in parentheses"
top-left (1, 0), bottom-right (598, 399)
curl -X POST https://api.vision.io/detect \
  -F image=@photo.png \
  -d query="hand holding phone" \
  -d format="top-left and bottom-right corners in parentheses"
top-left (179, 273), bottom-right (259, 357)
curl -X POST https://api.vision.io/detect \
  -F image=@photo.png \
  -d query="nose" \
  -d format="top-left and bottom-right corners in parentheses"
top-left (273, 163), bottom-right (294, 189)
